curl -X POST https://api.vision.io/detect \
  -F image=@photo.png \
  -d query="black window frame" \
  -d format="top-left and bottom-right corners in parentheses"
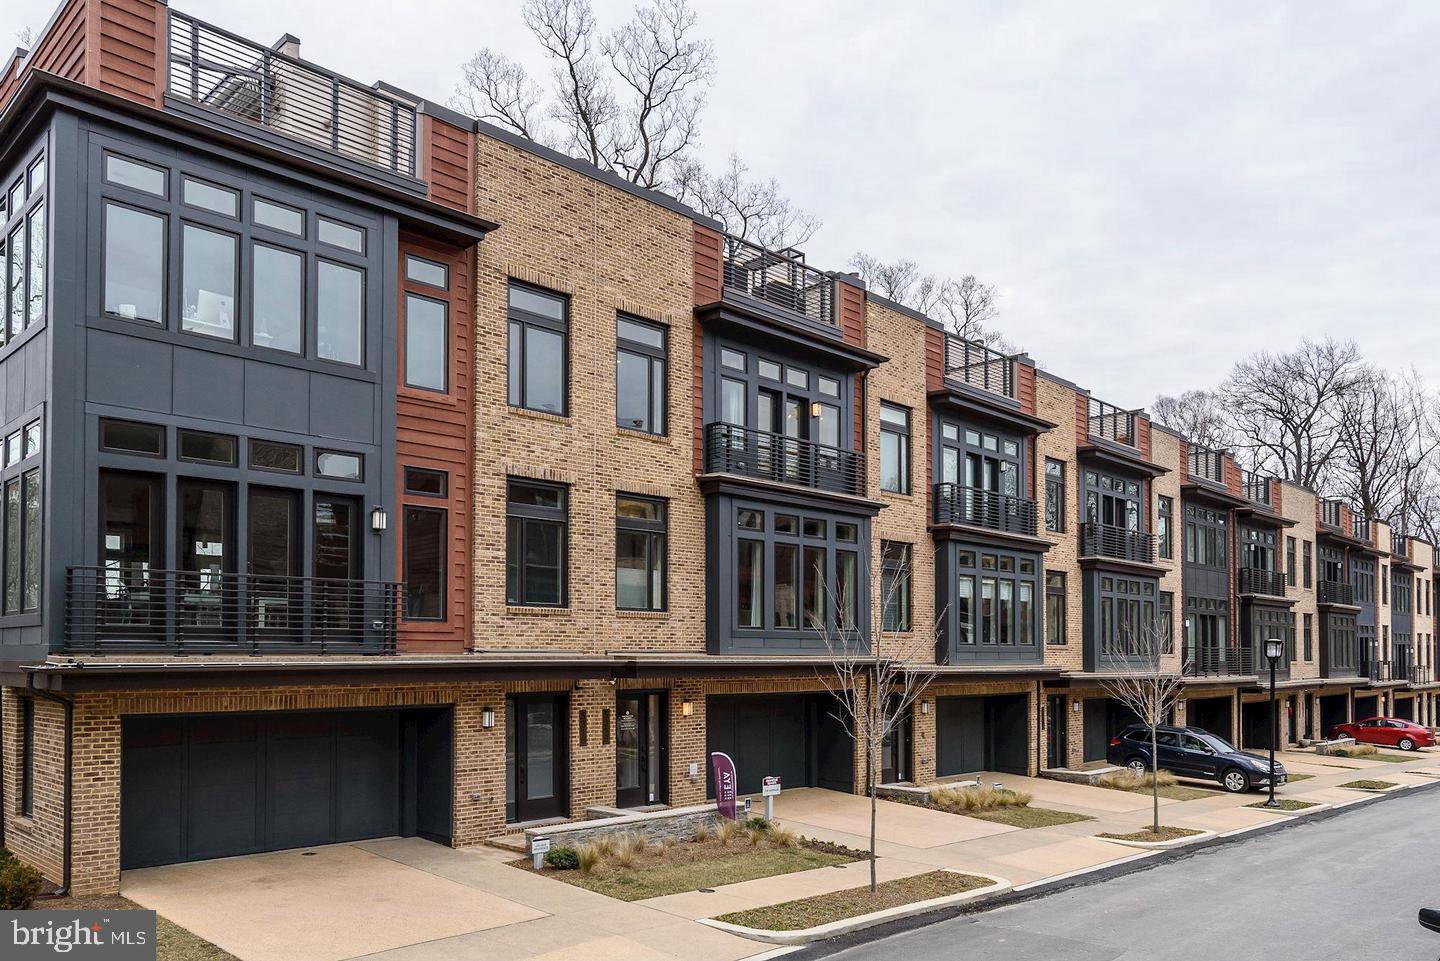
top-left (880, 540), bottom-right (912, 633)
top-left (615, 314), bottom-right (668, 436)
top-left (1046, 570), bottom-right (1066, 645)
top-left (1044, 458), bottom-right (1066, 533)
top-left (1, 143), bottom-right (46, 356)
top-left (1303, 540), bottom-right (1312, 588)
top-left (1157, 495), bottom-right (1173, 560)
top-left (879, 402), bottom-right (911, 495)
top-left (1, 411), bottom-right (42, 616)
top-left (1286, 536), bottom-right (1297, 587)
top-left (507, 280), bottom-right (570, 416)
top-left (506, 478), bottom-right (569, 607)
top-left (402, 503), bottom-right (448, 621)
top-left (615, 493), bottom-right (667, 612)
top-left (1097, 572), bottom-right (1158, 657)
top-left (404, 467), bottom-right (449, 498)
top-left (403, 291), bottom-right (450, 393)
top-left (1303, 612), bottom-right (1314, 661)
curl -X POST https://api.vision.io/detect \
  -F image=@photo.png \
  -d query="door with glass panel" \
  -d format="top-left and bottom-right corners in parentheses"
top-left (99, 472), bottom-right (164, 640)
top-left (177, 480), bottom-right (235, 643)
top-left (507, 694), bottom-right (569, 822)
top-left (616, 692), bottom-right (667, 808)
top-left (249, 488), bottom-right (300, 645)
top-left (313, 495), bottom-right (362, 642)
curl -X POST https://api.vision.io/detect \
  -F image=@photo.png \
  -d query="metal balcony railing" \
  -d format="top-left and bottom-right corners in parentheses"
top-left (1394, 646), bottom-right (1413, 681)
top-left (1320, 499), bottom-right (1343, 529)
top-left (703, 422), bottom-right (864, 496)
top-left (1242, 471), bottom-right (1273, 507)
top-left (167, 11), bottom-right (418, 176)
top-left (1392, 532), bottom-right (1410, 557)
top-left (1318, 580), bottom-right (1355, 605)
top-left (1187, 447), bottom-right (1225, 484)
top-left (720, 235), bottom-right (835, 326)
top-left (1351, 515), bottom-right (1371, 542)
top-left (1364, 658), bottom-right (1393, 683)
top-left (1087, 397), bottom-right (1138, 448)
top-left (65, 567), bottom-right (400, 654)
top-left (1079, 522), bottom-right (1155, 564)
top-left (933, 484), bottom-right (1038, 535)
top-left (1238, 566), bottom-right (1286, 597)
top-left (1183, 645), bottom-right (1256, 677)
top-left (943, 334), bottom-right (1015, 399)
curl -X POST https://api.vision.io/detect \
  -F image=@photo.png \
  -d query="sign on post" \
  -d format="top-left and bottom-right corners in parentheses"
top-left (762, 775), bottom-right (781, 820)
top-left (711, 751), bottom-right (738, 819)
top-left (530, 836), bottom-right (551, 870)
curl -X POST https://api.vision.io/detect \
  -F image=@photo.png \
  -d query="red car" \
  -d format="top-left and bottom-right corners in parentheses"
top-left (1329, 716), bottom-right (1435, 751)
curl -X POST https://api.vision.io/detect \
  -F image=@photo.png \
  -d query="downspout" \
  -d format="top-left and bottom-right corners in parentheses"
top-left (1035, 677), bottom-right (1044, 771)
top-left (28, 673), bottom-right (73, 897)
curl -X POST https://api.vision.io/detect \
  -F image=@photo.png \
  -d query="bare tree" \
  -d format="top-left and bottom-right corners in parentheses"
top-left (1220, 337), bottom-right (1365, 487)
top-left (17, 26), bottom-right (35, 47)
top-left (1100, 617), bottom-right (1184, 834)
top-left (453, 0), bottom-right (714, 191)
top-left (815, 558), bottom-right (936, 893)
top-left (1334, 368), bottom-right (1440, 532)
top-left (672, 154), bottom-right (821, 248)
top-left (1151, 389), bottom-right (1232, 451)
top-left (848, 253), bottom-right (1010, 348)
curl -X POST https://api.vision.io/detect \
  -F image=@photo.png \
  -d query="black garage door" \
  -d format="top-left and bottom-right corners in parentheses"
top-left (1394, 697), bottom-right (1415, 721)
top-left (937, 695), bottom-right (1028, 776)
top-left (1353, 693), bottom-right (1381, 721)
top-left (706, 695), bottom-right (852, 796)
top-left (1083, 698), bottom-right (1139, 763)
top-left (1241, 700), bottom-right (1279, 750)
top-left (122, 708), bottom-right (452, 870)
top-left (1188, 696), bottom-right (1233, 744)
top-left (1319, 693), bottom-right (1348, 736)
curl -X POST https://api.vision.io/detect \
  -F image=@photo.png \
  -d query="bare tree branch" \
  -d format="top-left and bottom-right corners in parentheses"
top-left (1151, 389), bottom-right (1233, 450)
top-left (1099, 616), bottom-right (1184, 834)
top-left (673, 154), bottom-right (821, 248)
top-left (848, 253), bottom-right (1011, 350)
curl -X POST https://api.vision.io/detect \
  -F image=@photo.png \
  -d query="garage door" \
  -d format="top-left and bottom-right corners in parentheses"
top-left (121, 708), bottom-right (452, 870)
top-left (1188, 697), bottom-right (1233, 744)
top-left (937, 695), bottom-right (1028, 775)
top-left (706, 695), bottom-right (852, 796)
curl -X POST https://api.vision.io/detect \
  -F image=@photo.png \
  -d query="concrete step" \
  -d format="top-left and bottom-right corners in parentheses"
top-left (1040, 765), bottom-right (1124, 786)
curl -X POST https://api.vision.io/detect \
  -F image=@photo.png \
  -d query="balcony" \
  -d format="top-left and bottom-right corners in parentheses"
top-left (1238, 566), bottom-right (1286, 597)
top-left (1351, 515), bottom-right (1371, 542)
top-left (1242, 471), bottom-right (1273, 507)
top-left (167, 11), bottom-right (418, 176)
top-left (703, 423), bottom-right (864, 497)
top-left (1319, 499), bottom-right (1343, 530)
top-left (1079, 522), bottom-right (1155, 564)
top-left (1392, 532), bottom-right (1410, 557)
top-left (66, 567), bottom-right (400, 654)
top-left (943, 335), bottom-right (1015, 400)
top-left (1187, 447), bottom-right (1225, 484)
top-left (1087, 397), bottom-right (1138, 449)
top-left (1183, 645), bottom-right (1257, 678)
top-left (720, 235), bottom-right (835, 327)
top-left (1363, 659), bottom-right (1393, 683)
top-left (933, 484), bottom-right (1038, 536)
top-left (1318, 580), bottom-right (1355, 606)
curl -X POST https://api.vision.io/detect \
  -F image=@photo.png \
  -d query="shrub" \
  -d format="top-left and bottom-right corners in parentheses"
top-left (543, 845), bottom-right (579, 870)
top-left (0, 859), bottom-right (45, 910)
top-left (691, 821), bottom-right (714, 843)
top-left (932, 785), bottom-right (1033, 811)
top-left (767, 825), bottom-right (800, 847)
top-left (590, 835), bottom-right (616, 858)
top-left (613, 833), bottom-right (645, 868)
top-left (1098, 769), bottom-right (1178, 792)
top-left (744, 826), bottom-right (767, 846)
top-left (715, 819), bottom-right (744, 846)
top-left (575, 843), bottom-right (602, 874)
top-left (745, 816), bottom-right (771, 831)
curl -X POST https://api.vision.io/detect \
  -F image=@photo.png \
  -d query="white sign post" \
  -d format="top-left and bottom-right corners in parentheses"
top-left (530, 836), bottom-right (551, 870)
top-left (762, 775), bottom-right (781, 820)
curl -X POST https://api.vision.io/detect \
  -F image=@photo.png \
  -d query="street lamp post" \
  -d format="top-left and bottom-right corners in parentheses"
top-left (1264, 637), bottom-right (1285, 807)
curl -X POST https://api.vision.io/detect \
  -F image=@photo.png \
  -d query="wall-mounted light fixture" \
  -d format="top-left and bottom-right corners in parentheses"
top-left (920, 700), bottom-right (930, 714)
top-left (681, 699), bottom-right (694, 717)
top-left (370, 506), bottom-right (388, 532)
top-left (810, 401), bottom-right (823, 418)
top-left (481, 707), bottom-right (495, 728)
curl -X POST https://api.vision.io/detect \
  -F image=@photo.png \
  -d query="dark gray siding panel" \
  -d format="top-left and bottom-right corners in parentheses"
top-left (172, 347), bottom-right (245, 421)
top-left (311, 375), bottom-right (376, 443)
top-left (86, 330), bottom-right (173, 412)
top-left (244, 362), bottom-right (311, 432)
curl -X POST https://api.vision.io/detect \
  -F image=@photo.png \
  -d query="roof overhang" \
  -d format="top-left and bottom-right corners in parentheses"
top-left (1182, 479), bottom-right (1250, 509)
top-left (1078, 443), bottom-right (1168, 478)
top-left (696, 298), bottom-right (888, 372)
top-left (927, 385), bottom-right (1056, 435)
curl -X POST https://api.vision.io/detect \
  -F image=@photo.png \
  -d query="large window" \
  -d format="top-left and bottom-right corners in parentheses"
top-left (616, 316), bottom-right (667, 435)
top-left (881, 541), bottom-right (911, 632)
top-left (1044, 459), bottom-right (1065, 532)
top-left (252, 244), bottom-right (303, 353)
top-left (731, 503), bottom-right (862, 637)
top-left (1286, 537), bottom-right (1297, 587)
top-left (1303, 541), bottom-right (1312, 588)
top-left (1303, 613), bottom-right (1313, 661)
top-left (316, 260), bottom-right (363, 366)
top-left (879, 403), bottom-right (910, 494)
top-left (1351, 558), bottom-right (1376, 604)
top-left (1251, 607), bottom-right (1296, 662)
top-left (403, 466), bottom-right (448, 621)
top-left (180, 223), bottom-right (237, 340)
top-left (948, 547), bottom-right (1040, 649)
top-left (1, 415), bottom-right (41, 614)
top-left (1083, 468), bottom-right (1143, 532)
top-left (1183, 504), bottom-right (1228, 567)
top-left (507, 282), bottom-right (568, 415)
top-left (1394, 573), bottom-right (1412, 614)
top-left (1, 148), bottom-right (45, 350)
top-left (506, 479), bottom-right (567, 606)
top-left (103, 203), bottom-right (165, 323)
top-left (404, 294), bottom-right (448, 391)
top-left (616, 495), bottom-right (666, 611)
top-left (1157, 496), bottom-right (1173, 559)
top-left (1098, 573), bottom-right (1158, 657)
top-left (1046, 571), bottom-right (1066, 645)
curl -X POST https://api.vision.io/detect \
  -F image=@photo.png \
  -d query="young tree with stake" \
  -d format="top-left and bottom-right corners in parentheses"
top-left (1100, 614), bottom-right (1184, 834)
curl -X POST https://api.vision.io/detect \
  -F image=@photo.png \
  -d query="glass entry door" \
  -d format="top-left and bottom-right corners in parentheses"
top-left (313, 495), bottom-right (361, 638)
top-left (249, 488), bottom-right (300, 639)
top-left (506, 694), bottom-right (569, 822)
top-left (178, 480), bottom-right (234, 636)
top-left (99, 472), bottom-right (164, 637)
top-left (616, 692), bottom-right (667, 807)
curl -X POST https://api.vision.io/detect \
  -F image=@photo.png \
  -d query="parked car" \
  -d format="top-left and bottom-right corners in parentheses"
top-left (1329, 717), bottom-right (1435, 751)
top-left (1107, 724), bottom-right (1287, 793)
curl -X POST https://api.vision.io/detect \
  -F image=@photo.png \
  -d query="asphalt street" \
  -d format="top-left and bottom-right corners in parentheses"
top-left (819, 786), bottom-right (1440, 961)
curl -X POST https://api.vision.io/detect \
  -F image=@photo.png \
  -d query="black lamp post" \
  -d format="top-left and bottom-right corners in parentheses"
top-left (1264, 637), bottom-right (1285, 807)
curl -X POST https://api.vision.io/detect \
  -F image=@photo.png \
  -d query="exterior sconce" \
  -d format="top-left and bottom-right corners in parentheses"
top-left (920, 700), bottom-right (929, 714)
top-left (810, 402), bottom-right (823, 418)
top-left (481, 707), bottom-right (495, 728)
top-left (1073, 700), bottom-right (1082, 713)
top-left (681, 699), bottom-right (694, 717)
top-left (370, 506), bottom-right (388, 532)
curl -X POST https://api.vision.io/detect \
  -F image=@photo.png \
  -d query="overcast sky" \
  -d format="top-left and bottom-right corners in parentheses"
top-left (15, 0), bottom-right (1440, 409)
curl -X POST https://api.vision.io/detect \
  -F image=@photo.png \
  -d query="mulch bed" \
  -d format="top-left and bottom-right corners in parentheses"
top-left (714, 870), bottom-right (991, 931)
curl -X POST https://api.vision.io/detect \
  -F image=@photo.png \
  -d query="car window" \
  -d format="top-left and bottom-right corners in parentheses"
top-left (1200, 733), bottom-right (1236, 753)
top-left (1183, 735), bottom-right (1209, 752)
top-left (1155, 731), bottom-right (1180, 747)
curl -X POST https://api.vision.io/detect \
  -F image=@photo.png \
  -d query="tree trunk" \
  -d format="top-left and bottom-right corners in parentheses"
top-left (1151, 724), bottom-right (1160, 833)
top-left (868, 688), bottom-right (878, 893)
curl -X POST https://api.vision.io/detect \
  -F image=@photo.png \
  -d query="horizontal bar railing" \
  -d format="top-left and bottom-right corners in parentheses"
top-left (932, 484), bottom-right (1038, 535)
top-left (703, 422), bottom-right (864, 496)
top-left (1238, 566), bottom-right (1286, 597)
top-left (1242, 471), bottom-right (1272, 507)
top-left (1351, 515), bottom-right (1371, 542)
top-left (1187, 447), bottom-right (1225, 484)
top-left (1319, 499), bottom-right (1343, 529)
top-left (943, 334), bottom-right (1015, 399)
top-left (167, 11), bottom-right (417, 176)
top-left (66, 566), bottom-right (399, 654)
top-left (1318, 580), bottom-right (1355, 605)
top-left (1086, 397), bottom-right (1138, 448)
top-left (1392, 532), bottom-right (1410, 557)
top-left (1079, 522), bottom-right (1155, 564)
top-left (1183, 645), bottom-right (1257, 677)
top-left (719, 234), bottom-right (835, 326)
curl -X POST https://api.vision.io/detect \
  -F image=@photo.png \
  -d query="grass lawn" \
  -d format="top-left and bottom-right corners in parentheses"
top-left (962, 806), bottom-right (1094, 829)
top-left (513, 837), bottom-right (857, 901)
top-left (1245, 798), bottom-right (1320, 812)
top-left (1097, 826), bottom-right (1204, 843)
top-left (1096, 769), bottom-right (1221, 802)
top-left (1340, 779), bottom-right (1398, 791)
top-left (1284, 773), bottom-right (1315, 782)
top-left (36, 895), bottom-right (236, 961)
top-left (1361, 752), bottom-right (1417, 763)
top-left (911, 785), bottom-right (1094, 830)
top-left (714, 871), bottom-right (991, 931)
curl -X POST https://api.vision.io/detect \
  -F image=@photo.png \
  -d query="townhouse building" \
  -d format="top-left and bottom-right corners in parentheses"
top-left (1, 0), bottom-right (1437, 897)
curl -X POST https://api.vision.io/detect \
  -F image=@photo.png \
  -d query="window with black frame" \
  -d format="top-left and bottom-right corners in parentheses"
top-left (1044, 459), bottom-right (1065, 532)
top-left (936, 419), bottom-right (1025, 530)
top-left (0, 414), bottom-right (42, 615)
top-left (1098, 573), bottom-right (1157, 657)
top-left (506, 479), bottom-right (567, 606)
top-left (1184, 504), bottom-right (1228, 567)
top-left (1303, 540), bottom-right (1313, 588)
top-left (616, 316), bottom-right (667, 435)
top-left (616, 494), bottom-right (666, 611)
top-left (1303, 612), bottom-right (1313, 660)
top-left (949, 547), bottom-right (1039, 649)
top-left (1286, 536), bottom-right (1297, 586)
top-left (1158, 496), bottom-right (1173, 559)
top-left (1045, 571), bottom-right (1066, 645)
top-left (731, 504), bottom-right (862, 638)
top-left (507, 282), bottom-right (568, 415)
top-left (879, 403), bottom-right (910, 494)
top-left (402, 468), bottom-right (448, 620)
top-left (880, 541), bottom-right (911, 632)
top-left (1, 147), bottom-right (46, 351)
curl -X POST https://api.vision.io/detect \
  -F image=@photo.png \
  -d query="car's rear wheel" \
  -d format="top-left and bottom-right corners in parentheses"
top-left (1222, 768), bottom-right (1250, 793)
top-left (1399, 737), bottom-right (1417, 752)
top-left (1127, 757), bottom-right (1148, 777)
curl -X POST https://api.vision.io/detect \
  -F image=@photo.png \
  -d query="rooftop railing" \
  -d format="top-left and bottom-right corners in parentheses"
top-left (1187, 447), bottom-right (1225, 484)
top-left (1087, 397), bottom-right (1137, 448)
top-left (167, 11), bottom-right (418, 176)
top-left (933, 484), bottom-right (1038, 536)
top-left (1351, 514), bottom-right (1371, 543)
top-left (943, 334), bottom-right (1015, 399)
top-left (703, 422), bottom-right (864, 496)
top-left (1392, 532), bottom-right (1410, 557)
top-left (1320, 499), bottom-right (1343, 530)
top-left (1242, 471), bottom-right (1273, 507)
top-left (720, 234), bottom-right (835, 326)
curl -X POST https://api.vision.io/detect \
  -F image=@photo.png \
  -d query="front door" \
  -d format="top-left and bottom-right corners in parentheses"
top-left (313, 495), bottom-right (362, 639)
top-left (1046, 695), bottom-right (1067, 768)
top-left (616, 692), bottom-right (667, 807)
top-left (507, 694), bottom-right (568, 822)
top-left (880, 696), bottom-right (912, 783)
top-left (177, 479), bottom-right (235, 640)
top-left (249, 488), bottom-right (300, 641)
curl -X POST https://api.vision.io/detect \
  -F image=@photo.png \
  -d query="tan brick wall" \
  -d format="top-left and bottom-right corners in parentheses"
top-left (1035, 375), bottom-right (1084, 670)
top-left (1, 690), bottom-right (65, 885)
top-left (470, 133), bottom-right (705, 655)
top-left (1284, 482), bottom-right (1320, 679)
top-left (1150, 429), bottom-right (1184, 674)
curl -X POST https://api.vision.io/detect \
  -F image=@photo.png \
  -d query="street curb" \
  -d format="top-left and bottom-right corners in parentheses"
top-left (700, 871), bottom-right (1011, 945)
top-left (1243, 801), bottom-right (1331, 816)
top-left (779, 776), bottom-right (1440, 960)
top-left (1093, 829), bottom-right (1217, 850)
